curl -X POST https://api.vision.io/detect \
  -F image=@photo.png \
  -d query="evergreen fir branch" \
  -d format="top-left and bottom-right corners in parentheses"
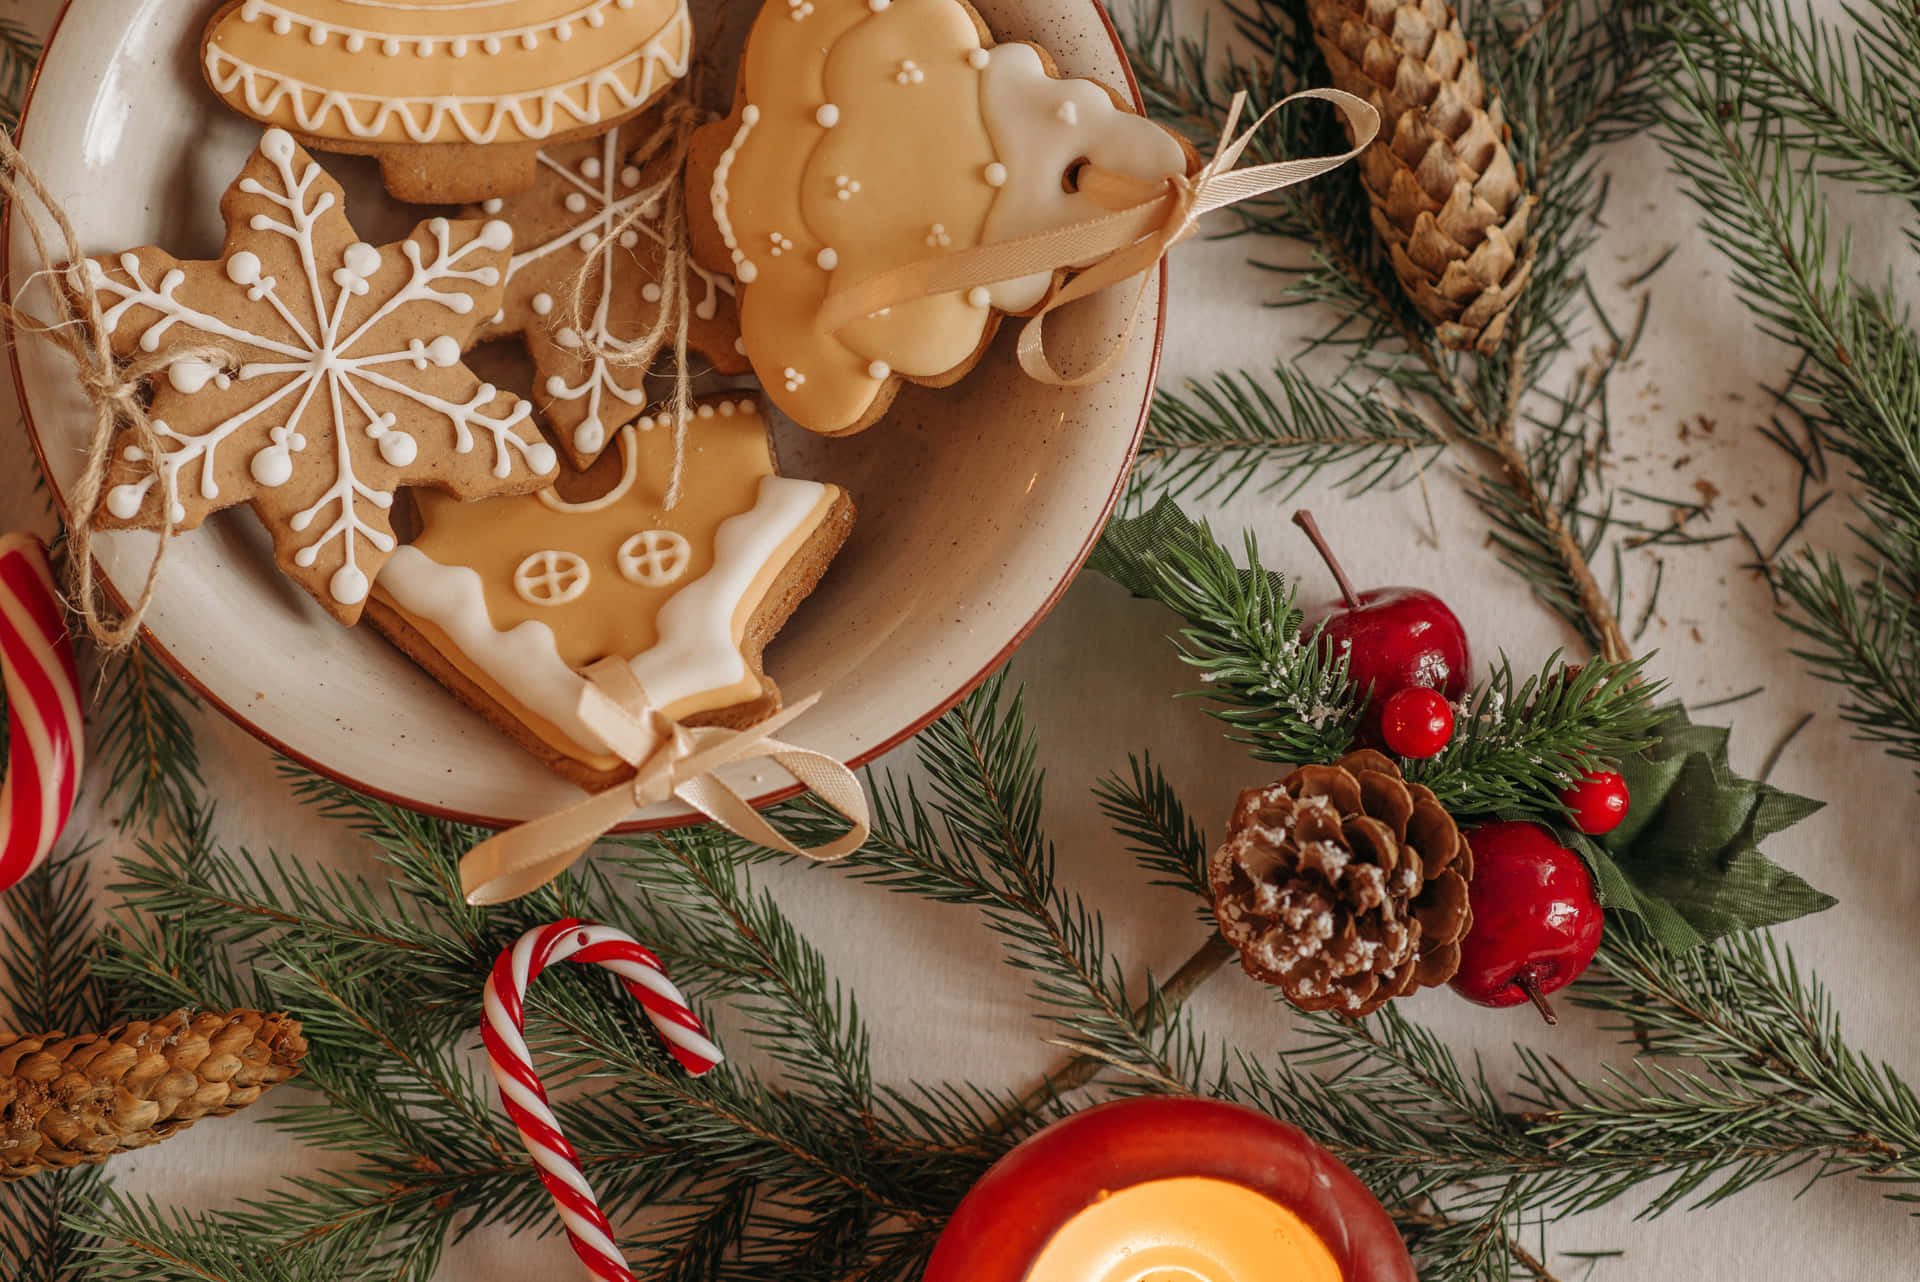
top-left (1135, 362), bottom-right (1447, 504)
top-left (1663, 0), bottom-right (1920, 218)
top-left (0, 842), bottom-right (110, 1033)
top-left (90, 644), bottom-right (205, 834)
top-left (0, 1164), bottom-right (103, 1282)
top-left (1656, 25), bottom-right (1920, 773)
top-left (1093, 754), bottom-right (1212, 908)
top-left (1773, 555), bottom-right (1920, 765)
top-left (0, 17), bottom-right (40, 127)
top-left (1408, 654), bottom-right (1664, 817)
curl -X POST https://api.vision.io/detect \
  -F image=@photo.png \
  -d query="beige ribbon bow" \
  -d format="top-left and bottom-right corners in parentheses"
top-left (461, 659), bottom-right (870, 905)
top-left (816, 87), bottom-right (1381, 386)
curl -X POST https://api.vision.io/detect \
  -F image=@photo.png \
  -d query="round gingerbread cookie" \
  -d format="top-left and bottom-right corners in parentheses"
top-left (686, 0), bottom-right (1197, 436)
top-left (202, 0), bottom-right (694, 204)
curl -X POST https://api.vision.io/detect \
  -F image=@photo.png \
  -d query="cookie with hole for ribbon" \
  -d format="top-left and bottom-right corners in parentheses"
top-left (84, 128), bottom-right (557, 625)
top-left (365, 396), bottom-right (854, 790)
top-left (686, 0), bottom-right (1198, 435)
top-left (201, 0), bottom-right (694, 203)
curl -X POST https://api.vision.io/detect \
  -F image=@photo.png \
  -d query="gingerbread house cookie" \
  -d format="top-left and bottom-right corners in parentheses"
top-left (687, 0), bottom-right (1195, 435)
top-left (366, 397), bottom-right (854, 789)
top-left (202, 0), bottom-right (693, 203)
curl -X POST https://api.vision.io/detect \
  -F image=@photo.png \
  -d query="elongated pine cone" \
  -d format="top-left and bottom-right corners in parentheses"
top-left (1209, 750), bottom-right (1473, 1016)
top-left (1307, 0), bottom-right (1533, 352)
top-left (0, 1009), bottom-right (307, 1179)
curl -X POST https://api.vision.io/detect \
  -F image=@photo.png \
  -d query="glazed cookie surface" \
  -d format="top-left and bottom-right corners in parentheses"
top-left (367, 397), bottom-right (854, 790)
top-left (468, 114), bottom-right (747, 473)
top-left (87, 128), bottom-right (557, 625)
top-left (687, 0), bottom-right (1192, 435)
top-left (203, 0), bottom-right (693, 202)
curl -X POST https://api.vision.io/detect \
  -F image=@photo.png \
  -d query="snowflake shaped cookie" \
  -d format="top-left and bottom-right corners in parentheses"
top-left (89, 128), bottom-right (559, 623)
top-left (472, 116), bottom-right (745, 472)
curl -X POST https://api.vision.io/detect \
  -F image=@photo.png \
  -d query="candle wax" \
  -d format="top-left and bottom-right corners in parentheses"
top-left (1024, 1175), bottom-right (1343, 1282)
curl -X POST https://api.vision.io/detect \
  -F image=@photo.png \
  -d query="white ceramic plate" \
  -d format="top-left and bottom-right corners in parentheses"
top-left (8, 0), bottom-right (1161, 827)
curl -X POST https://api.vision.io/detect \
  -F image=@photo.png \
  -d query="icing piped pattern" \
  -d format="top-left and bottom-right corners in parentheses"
top-left (694, 0), bottom-right (1190, 433)
top-left (204, 0), bottom-right (693, 146)
top-left (88, 127), bottom-right (555, 621)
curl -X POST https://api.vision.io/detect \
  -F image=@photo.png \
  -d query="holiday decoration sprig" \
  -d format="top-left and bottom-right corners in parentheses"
top-left (61, 678), bottom-right (1912, 1282)
top-left (1657, 0), bottom-right (1920, 776)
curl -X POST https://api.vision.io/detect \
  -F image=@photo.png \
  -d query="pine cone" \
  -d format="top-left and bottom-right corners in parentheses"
top-left (0, 1009), bottom-right (307, 1180)
top-left (1209, 750), bottom-right (1473, 1016)
top-left (1307, 0), bottom-right (1533, 352)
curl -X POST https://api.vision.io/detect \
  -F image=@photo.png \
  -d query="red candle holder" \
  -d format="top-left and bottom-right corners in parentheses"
top-left (925, 1097), bottom-right (1415, 1282)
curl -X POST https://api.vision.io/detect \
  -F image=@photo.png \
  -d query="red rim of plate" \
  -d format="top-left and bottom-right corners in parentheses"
top-left (2, 0), bottom-right (1164, 832)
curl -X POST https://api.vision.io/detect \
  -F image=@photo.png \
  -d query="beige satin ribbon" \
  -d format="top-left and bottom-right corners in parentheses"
top-left (461, 659), bottom-right (870, 905)
top-left (815, 88), bottom-right (1380, 387)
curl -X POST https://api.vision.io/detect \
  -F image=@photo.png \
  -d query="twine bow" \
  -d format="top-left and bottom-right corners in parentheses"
top-left (816, 88), bottom-right (1380, 387)
top-left (461, 658), bottom-right (869, 905)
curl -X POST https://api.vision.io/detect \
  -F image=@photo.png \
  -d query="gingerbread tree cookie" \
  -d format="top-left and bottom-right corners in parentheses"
top-left (687, 0), bottom-right (1195, 435)
top-left (88, 128), bottom-right (558, 624)
top-left (469, 115), bottom-right (746, 472)
top-left (366, 397), bottom-right (854, 790)
top-left (201, 0), bottom-right (694, 202)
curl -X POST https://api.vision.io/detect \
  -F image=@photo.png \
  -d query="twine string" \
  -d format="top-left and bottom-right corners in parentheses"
top-left (0, 129), bottom-right (236, 649)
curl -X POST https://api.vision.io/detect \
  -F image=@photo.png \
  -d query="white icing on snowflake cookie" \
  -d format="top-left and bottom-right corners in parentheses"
top-left (89, 127), bottom-right (557, 624)
top-left (472, 115), bottom-right (745, 470)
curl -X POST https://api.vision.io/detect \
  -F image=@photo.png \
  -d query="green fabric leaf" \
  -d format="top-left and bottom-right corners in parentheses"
top-left (1088, 496), bottom-right (1279, 601)
top-left (1576, 703), bottom-right (1833, 949)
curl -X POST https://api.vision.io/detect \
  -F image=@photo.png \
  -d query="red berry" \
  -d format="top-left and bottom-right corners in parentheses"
top-left (1379, 687), bottom-right (1454, 758)
top-left (1559, 769), bottom-right (1629, 835)
top-left (1450, 821), bottom-right (1604, 1022)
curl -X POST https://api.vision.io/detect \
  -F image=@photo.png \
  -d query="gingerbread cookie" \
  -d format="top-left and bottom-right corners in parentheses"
top-left (366, 397), bottom-right (854, 790)
top-left (202, 0), bottom-right (693, 203)
top-left (86, 128), bottom-right (558, 625)
top-left (686, 0), bottom-right (1195, 435)
top-left (468, 115), bottom-right (746, 472)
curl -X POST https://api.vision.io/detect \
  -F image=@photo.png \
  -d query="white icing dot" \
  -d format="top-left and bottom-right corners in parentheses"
top-left (564, 193), bottom-right (589, 214)
top-left (329, 565), bottom-right (369, 606)
top-left (521, 31), bottom-right (539, 50)
top-left (783, 367), bottom-right (806, 392)
top-left (1057, 100), bottom-right (1079, 125)
top-left (869, 0), bottom-right (890, 9)
top-left (377, 431), bottom-right (417, 467)
top-left (167, 358), bottom-right (228, 395)
top-left (260, 129), bottom-right (295, 163)
top-left (868, 360), bottom-right (891, 380)
top-left (619, 230), bottom-right (639, 248)
top-left (426, 335), bottom-right (462, 366)
top-left (621, 165), bottom-right (642, 187)
top-left (105, 485), bottom-right (144, 519)
top-left (984, 162), bottom-right (1008, 187)
top-left (345, 32), bottom-right (364, 52)
top-left (697, 403), bottom-right (715, 419)
top-left (308, 24), bottom-right (328, 46)
top-left (816, 247), bottom-right (838, 271)
top-left (382, 36), bottom-right (401, 55)
top-left (271, 15), bottom-right (291, 35)
top-left (531, 293), bottom-right (554, 316)
top-left (967, 286), bottom-right (991, 308)
top-left (581, 157), bottom-right (603, 180)
top-left (478, 219), bottom-right (514, 251)
top-left (556, 327), bottom-right (583, 349)
top-left (525, 442), bottom-right (558, 474)
top-left (574, 420), bottom-right (605, 454)
top-left (815, 104), bottom-right (840, 128)
top-left (579, 232), bottom-right (599, 251)
top-left (450, 37), bottom-right (468, 56)
top-left (967, 48), bottom-right (990, 69)
top-left (734, 337), bottom-right (748, 354)
top-left (556, 21), bottom-right (573, 40)
top-left (736, 260), bottom-right (758, 283)
top-left (925, 223), bottom-right (952, 248)
top-left (719, 401), bottom-right (736, 416)
top-left (641, 283), bottom-right (663, 302)
top-left (416, 38), bottom-right (433, 56)
top-left (482, 198), bottom-right (504, 214)
top-left (484, 35), bottom-right (502, 54)
top-left (342, 241), bottom-right (381, 278)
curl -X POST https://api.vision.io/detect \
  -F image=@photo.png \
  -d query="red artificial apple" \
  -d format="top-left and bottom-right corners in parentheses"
top-left (1292, 511), bottom-right (1470, 738)
top-left (924, 1097), bottom-right (1414, 1282)
top-left (1450, 820), bottom-right (1604, 1022)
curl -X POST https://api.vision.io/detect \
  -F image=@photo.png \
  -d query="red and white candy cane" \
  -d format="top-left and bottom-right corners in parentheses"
top-left (481, 919), bottom-right (721, 1282)
top-left (0, 534), bottom-right (83, 892)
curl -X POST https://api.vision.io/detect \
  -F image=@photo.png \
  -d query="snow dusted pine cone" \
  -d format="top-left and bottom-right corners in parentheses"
top-left (1307, 0), bottom-right (1532, 352)
top-left (1209, 750), bottom-right (1474, 1016)
top-left (0, 1009), bottom-right (307, 1179)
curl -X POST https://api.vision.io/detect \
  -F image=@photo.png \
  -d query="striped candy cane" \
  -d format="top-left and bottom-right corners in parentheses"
top-left (0, 534), bottom-right (83, 892)
top-left (481, 920), bottom-right (721, 1282)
